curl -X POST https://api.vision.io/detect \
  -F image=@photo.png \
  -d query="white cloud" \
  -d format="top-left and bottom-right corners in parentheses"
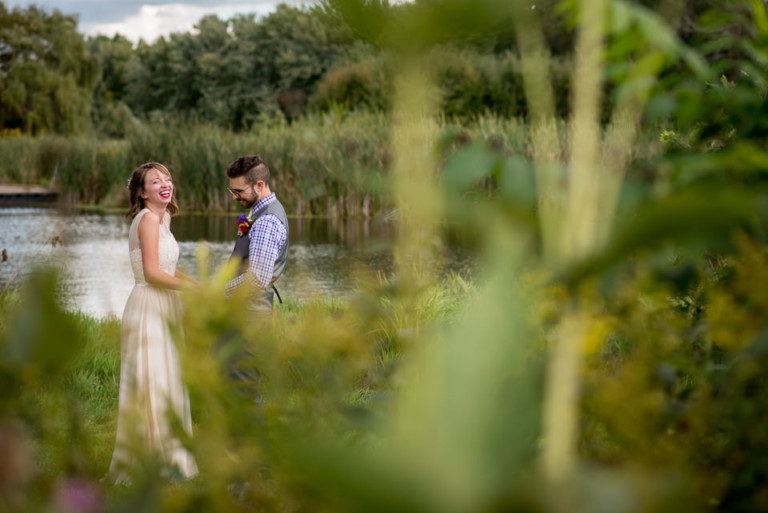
top-left (78, 2), bottom-right (307, 44)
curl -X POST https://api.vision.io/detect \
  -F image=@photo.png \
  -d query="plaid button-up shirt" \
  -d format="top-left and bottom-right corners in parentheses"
top-left (226, 193), bottom-right (288, 294)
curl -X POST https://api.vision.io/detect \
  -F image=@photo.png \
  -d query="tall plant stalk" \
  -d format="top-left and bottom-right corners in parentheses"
top-left (391, 57), bottom-right (441, 292)
top-left (521, 0), bottom-right (658, 482)
top-left (534, 0), bottom-right (609, 482)
top-left (513, 3), bottom-right (564, 265)
top-left (563, 0), bottom-right (607, 261)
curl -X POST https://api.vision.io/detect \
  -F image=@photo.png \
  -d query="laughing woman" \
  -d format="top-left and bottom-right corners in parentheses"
top-left (106, 162), bottom-right (198, 484)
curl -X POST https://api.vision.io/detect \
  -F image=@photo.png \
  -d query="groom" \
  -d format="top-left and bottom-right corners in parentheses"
top-left (223, 155), bottom-right (289, 406)
top-left (225, 154), bottom-right (289, 313)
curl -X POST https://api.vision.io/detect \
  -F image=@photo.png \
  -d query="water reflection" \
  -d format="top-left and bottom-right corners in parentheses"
top-left (170, 212), bottom-right (395, 248)
top-left (0, 207), bottom-right (473, 318)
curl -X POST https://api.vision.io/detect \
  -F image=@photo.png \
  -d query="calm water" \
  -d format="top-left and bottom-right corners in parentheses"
top-left (0, 206), bottom-right (472, 318)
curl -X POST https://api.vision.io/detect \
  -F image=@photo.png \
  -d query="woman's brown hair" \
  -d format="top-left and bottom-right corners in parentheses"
top-left (126, 162), bottom-right (179, 219)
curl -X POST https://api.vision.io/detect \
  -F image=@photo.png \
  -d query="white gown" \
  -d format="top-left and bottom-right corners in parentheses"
top-left (107, 208), bottom-right (198, 483)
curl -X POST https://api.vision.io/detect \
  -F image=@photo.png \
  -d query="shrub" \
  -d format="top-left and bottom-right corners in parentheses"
top-left (310, 57), bottom-right (390, 113)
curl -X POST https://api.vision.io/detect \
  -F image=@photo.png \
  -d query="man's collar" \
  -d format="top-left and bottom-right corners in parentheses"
top-left (250, 193), bottom-right (276, 216)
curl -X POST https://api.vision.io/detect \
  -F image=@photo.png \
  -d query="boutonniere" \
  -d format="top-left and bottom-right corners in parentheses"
top-left (236, 213), bottom-right (256, 238)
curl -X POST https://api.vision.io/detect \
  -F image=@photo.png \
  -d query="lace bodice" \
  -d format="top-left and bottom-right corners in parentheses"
top-left (129, 209), bottom-right (179, 285)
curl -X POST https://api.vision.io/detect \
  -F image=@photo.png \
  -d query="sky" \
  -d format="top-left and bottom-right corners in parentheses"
top-left (4, 0), bottom-right (316, 43)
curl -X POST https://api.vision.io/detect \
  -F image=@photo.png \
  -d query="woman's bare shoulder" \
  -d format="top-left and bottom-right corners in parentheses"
top-left (139, 210), bottom-right (162, 224)
top-left (137, 211), bottom-right (162, 238)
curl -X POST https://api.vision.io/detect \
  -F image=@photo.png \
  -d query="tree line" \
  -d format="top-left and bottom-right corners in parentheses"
top-left (0, 2), bottom-right (355, 135)
top-left (0, 0), bottom-right (751, 137)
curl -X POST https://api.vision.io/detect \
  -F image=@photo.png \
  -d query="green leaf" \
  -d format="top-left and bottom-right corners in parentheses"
top-left (558, 188), bottom-right (765, 287)
top-left (610, 0), bottom-right (711, 80)
top-left (610, 0), bottom-right (632, 34)
top-left (497, 155), bottom-right (536, 208)
top-left (644, 93), bottom-right (676, 121)
top-left (4, 268), bottom-right (83, 378)
top-left (750, 0), bottom-right (768, 35)
top-left (441, 142), bottom-right (498, 192)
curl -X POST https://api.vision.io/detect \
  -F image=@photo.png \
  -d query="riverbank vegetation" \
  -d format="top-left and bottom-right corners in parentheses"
top-left (3, 0), bottom-right (768, 512)
top-left (0, 112), bottom-right (546, 215)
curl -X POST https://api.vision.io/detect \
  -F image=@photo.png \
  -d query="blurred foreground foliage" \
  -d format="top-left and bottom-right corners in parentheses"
top-left (3, 0), bottom-right (768, 512)
top-left (3, 223), bottom-right (768, 512)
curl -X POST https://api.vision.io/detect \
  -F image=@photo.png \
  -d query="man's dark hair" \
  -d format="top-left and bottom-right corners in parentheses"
top-left (226, 155), bottom-right (270, 186)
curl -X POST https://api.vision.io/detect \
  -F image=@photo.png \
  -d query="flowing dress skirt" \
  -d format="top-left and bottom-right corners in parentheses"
top-left (106, 284), bottom-right (198, 483)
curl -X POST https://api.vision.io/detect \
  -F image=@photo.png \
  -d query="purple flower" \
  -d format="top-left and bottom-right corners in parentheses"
top-left (53, 477), bottom-right (103, 513)
top-left (237, 213), bottom-right (253, 237)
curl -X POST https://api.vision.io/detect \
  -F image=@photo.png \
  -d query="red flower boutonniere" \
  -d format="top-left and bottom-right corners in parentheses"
top-left (237, 213), bottom-right (256, 238)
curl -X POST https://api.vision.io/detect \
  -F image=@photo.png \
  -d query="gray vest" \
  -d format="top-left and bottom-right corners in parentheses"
top-left (230, 197), bottom-right (289, 286)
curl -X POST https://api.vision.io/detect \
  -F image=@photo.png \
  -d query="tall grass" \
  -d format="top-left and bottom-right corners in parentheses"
top-left (0, 135), bottom-right (128, 205)
top-left (0, 112), bottom-right (571, 215)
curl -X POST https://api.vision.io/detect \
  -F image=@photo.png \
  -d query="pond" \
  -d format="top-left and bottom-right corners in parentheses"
top-left (0, 206), bottom-right (474, 318)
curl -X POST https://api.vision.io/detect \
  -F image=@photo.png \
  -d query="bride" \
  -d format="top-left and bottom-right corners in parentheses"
top-left (106, 162), bottom-right (198, 483)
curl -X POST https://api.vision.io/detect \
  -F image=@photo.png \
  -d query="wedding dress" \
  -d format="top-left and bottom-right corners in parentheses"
top-left (107, 208), bottom-right (197, 483)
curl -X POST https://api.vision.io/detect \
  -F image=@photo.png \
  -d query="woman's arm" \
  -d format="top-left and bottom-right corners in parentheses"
top-left (175, 268), bottom-right (199, 286)
top-left (138, 211), bottom-right (185, 290)
top-left (164, 215), bottom-right (200, 286)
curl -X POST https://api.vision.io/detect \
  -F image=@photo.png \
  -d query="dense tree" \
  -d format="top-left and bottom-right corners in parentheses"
top-left (122, 37), bottom-right (177, 118)
top-left (3, 0), bottom-right (762, 134)
top-left (86, 34), bottom-right (135, 136)
top-left (0, 2), bottom-right (97, 134)
top-left (87, 34), bottom-right (133, 103)
top-left (96, 5), bottom-right (357, 129)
